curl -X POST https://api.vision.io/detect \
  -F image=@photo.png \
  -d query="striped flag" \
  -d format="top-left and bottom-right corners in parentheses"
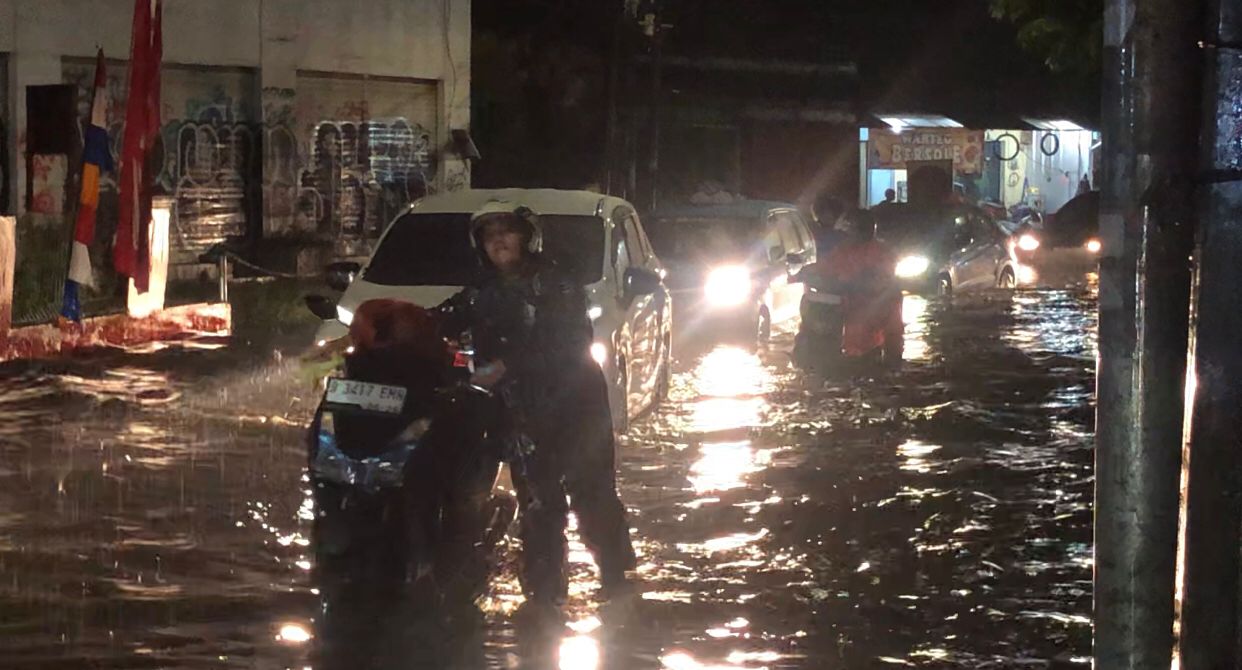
top-left (61, 50), bottom-right (113, 322)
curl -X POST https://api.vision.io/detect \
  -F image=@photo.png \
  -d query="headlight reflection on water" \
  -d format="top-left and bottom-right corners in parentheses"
top-left (661, 649), bottom-right (786, 670)
top-left (559, 635), bottom-right (601, 670)
top-left (689, 441), bottom-right (769, 493)
top-left (276, 622), bottom-right (312, 644)
top-left (689, 346), bottom-right (771, 433)
top-left (901, 295), bottom-right (931, 361)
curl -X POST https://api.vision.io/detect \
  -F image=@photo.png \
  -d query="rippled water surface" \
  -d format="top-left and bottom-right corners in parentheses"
top-left (0, 288), bottom-right (1097, 669)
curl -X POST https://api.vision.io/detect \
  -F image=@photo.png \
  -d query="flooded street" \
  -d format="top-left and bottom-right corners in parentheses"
top-left (0, 287), bottom-right (1097, 669)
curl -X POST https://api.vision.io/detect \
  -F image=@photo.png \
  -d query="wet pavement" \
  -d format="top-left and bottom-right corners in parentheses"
top-left (0, 286), bottom-right (1097, 669)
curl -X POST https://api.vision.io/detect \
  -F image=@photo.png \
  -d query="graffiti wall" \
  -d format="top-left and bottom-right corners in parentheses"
top-left (63, 59), bottom-right (260, 264)
top-left (292, 73), bottom-right (440, 255)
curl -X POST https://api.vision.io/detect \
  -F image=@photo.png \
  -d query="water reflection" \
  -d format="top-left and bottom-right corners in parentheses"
top-left (560, 634), bottom-right (601, 670)
top-left (0, 290), bottom-right (1098, 668)
top-left (688, 346), bottom-right (771, 434)
top-left (902, 295), bottom-right (931, 361)
top-left (689, 441), bottom-right (767, 493)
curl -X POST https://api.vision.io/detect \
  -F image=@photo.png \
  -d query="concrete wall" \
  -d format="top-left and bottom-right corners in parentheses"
top-left (1, 0), bottom-right (470, 247)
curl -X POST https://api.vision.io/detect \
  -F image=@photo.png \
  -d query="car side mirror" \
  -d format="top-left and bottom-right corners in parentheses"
top-left (624, 267), bottom-right (661, 297)
top-left (305, 294), bottom-right (337, 321)
top-left (325, 261), bottom-right (361, 292)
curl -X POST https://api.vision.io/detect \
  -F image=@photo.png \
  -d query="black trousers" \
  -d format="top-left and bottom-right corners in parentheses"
top-left (510, 399), bottom-right (636, 603)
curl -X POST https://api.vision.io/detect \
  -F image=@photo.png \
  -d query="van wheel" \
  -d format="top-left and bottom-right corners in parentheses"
top-left (997, 267), bottom-right (1017, 289)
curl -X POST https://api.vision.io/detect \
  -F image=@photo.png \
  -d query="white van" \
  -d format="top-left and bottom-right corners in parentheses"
top-left (309, 189), bottom-right (673, 432)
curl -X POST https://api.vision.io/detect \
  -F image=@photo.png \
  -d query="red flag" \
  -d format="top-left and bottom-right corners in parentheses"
top-left (114, 0), bottom-right (162, 293)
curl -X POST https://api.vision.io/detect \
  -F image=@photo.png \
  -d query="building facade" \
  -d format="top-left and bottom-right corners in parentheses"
top-left (0, 0), bottom-right (471, 261)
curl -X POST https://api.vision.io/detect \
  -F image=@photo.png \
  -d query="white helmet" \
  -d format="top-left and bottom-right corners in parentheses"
top-left (469, 200), bottom-right (542, 255)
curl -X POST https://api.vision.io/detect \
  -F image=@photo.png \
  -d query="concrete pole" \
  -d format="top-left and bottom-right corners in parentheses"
top-left (1174, 0), bottom-right (1242, 666)
top-left (647, 13), bottom-right (663, 212)
top-left (1094, 0), bottom-right (1200, 666)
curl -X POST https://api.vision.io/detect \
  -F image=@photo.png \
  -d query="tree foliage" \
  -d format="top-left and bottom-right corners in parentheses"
top-left (989, 0), bottom-right (1103, 76)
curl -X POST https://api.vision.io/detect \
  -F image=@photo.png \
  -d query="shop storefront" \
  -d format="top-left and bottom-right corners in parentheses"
top-left (860, 117), bottom-right (1099, 217)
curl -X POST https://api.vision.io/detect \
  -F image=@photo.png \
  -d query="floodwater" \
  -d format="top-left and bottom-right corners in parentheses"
top-left (0, 287), bottom-right (1097, 669)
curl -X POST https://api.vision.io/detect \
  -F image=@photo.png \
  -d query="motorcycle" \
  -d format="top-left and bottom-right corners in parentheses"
top-left (307, 324), bottom-right (516, 609)
top-left (792, 269), bottom-right (903, 372)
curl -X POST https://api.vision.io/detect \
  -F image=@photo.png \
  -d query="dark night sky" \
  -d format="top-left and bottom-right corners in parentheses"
top-left (471, 1), bottom-right (1100, 189)
top-left (475, 0), bottom-right (1100, 123)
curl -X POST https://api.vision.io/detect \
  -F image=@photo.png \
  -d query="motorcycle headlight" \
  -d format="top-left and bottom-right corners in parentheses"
top-left (1017, 234), bottom-right (1040, 251)
top-left (895, 255), bottom-right (931, 278)
top-left (1086, 238), bottom-right (1102, 254)
top-left (336, 304), bottom-right (354, 325)
top-left (705, 265), bottom-right (751, 307)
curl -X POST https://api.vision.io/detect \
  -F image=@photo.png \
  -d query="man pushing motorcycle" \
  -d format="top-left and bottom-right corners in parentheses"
top-left (438, 200), bottom-right (637, 615)
top-left (794, 208), bottom-right (904, 370)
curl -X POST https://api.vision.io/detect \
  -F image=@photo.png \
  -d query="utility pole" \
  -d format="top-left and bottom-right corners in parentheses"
top-left (603, 2), bottom-right (626, 196)
top-left (639, 0), bottom-right (664, 212)
top-left (645, 2), bottom-right (665, 211)
top-left (1094, 0), bottom-right (1199, 666)
top-left (1175, 0), bottom-right (1242, 666)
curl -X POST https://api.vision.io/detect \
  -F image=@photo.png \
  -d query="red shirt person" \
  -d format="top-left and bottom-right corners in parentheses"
top-left (809, 210), bottom-right (904, 361)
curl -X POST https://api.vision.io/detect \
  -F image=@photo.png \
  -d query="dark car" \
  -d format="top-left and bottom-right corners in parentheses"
top-left (874, 203), bottom-right (1021, 295)
top-left (1043, 191), bottom-right (1100, 249)
top-left (1005, 191), bottom-right (1101, 287)
top-left (646, 201), bottom-right (816, 344)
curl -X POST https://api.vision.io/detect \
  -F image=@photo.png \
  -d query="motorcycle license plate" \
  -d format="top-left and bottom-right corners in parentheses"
top-left (325, 378), bottom-right (407, 414)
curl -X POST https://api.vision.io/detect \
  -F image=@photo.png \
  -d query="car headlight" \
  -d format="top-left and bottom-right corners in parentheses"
top-left (1086, 238), bottom-right (1102, 254)
top-left (336, 304), bottom-right (354, 325)
top-left (894, 255), bottom-right (931, 278)
top-left (705, 265), bottom-right (751, 307)
top-left (1017, 234), bottom-right (1040, 251)
top-left (590, 342), bottom-right (608, 366)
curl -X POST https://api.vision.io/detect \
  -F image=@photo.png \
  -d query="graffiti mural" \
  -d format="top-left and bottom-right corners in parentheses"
top-left (261, 87), bottom-right (298, 234)
top-left (295, 117), bottom-right (436, 244)
top-left (157, 119), bottom-right (259, 257)
top-left (63, 62), bottom-right (260, 263)
top-left (294, 75), bottom-right (443, 254)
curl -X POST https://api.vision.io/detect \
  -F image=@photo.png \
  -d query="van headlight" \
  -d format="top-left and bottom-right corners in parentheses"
top-left (705, 265), bottom-right (751, 307)
top-left (336, 304), bottom-right (354, 325)
top-left (895, 255), bottom-right (931, 278)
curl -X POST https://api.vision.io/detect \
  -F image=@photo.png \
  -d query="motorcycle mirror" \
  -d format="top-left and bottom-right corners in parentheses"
top-left (325, 261), bottom-right (361, 292)
top-left (305, 294), bottom-right (337, 321)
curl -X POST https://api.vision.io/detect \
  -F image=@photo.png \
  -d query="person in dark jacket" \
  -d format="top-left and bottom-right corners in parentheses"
top-left (811, 193), bottom-right (847, 256)
top-left (438, 201), bottom-right (637, 611)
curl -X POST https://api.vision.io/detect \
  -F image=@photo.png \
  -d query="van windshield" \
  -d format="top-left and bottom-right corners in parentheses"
top-left (364, 213), bottom-right (606, 286)
top-left (647, 216), bottom-right (759, 262)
